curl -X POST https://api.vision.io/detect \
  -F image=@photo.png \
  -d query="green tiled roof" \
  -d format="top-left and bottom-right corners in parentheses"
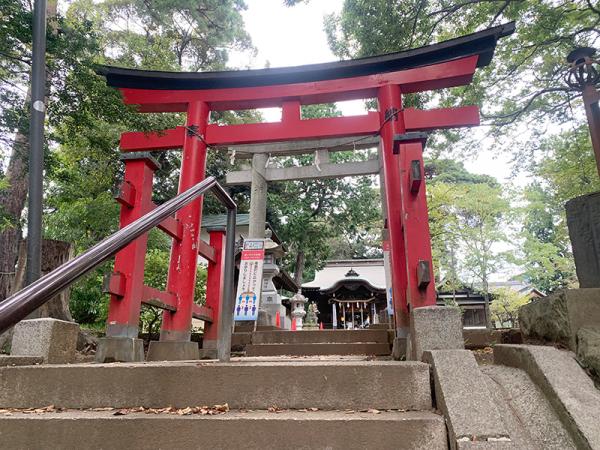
top-left (201, 213), bottom-right (250, 228)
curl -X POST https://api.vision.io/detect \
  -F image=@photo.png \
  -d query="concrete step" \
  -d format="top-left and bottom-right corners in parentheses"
top-left (245, 342), bottom-right (391, 357)
top-left (0, 409), bottom-right (446, 449)
top-left (252, 329), bottom-right (390, 344)
top-left (0, 360), bottom-right (429, 411)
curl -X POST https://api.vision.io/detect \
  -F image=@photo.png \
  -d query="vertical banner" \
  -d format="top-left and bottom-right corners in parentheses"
top-left (234, 239), bottom-right (265, 322)
top-left (383, 240), bottom-right (394, 316)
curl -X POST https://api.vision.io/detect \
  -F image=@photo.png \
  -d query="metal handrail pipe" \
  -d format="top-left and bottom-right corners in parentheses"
top-left (0, 176), bottom-right (233, 335)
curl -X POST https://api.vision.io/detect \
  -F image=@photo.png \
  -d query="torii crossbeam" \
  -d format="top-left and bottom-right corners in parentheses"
top-left (97, 22), bottom-right (514, 359)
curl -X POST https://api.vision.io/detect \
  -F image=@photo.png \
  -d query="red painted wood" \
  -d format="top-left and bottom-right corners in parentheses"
top-left (205, 112), bottom-right (379, 146)
top-left (197, 238), bottom-right (216, 264)
top-left (398, 142), bottom-right (436, 309)
top-left (160, 101), bottom-right (210, 342)
top-left (378, 84), bottom-right (409, 332)
top-left (118, 105), bottom-right (479, 152)
top-left (120, 127), bottom-right (186, 151)
top-left (119, 56), bottom-right (478, 112)
top-left (105, 272), bottom-right (126, 297)
top-left (203, 230), bottom-right (225, 343)
top-left (154, 206), bottom-right (183, 241)
top-left (141, 285), bottom-right (177, 310)
top-left (192, 304), bottom-right (214, 323)
top-left (106, 158), bottom-right (156, 338)
top-left (115, 181), bottom-right (135, 208)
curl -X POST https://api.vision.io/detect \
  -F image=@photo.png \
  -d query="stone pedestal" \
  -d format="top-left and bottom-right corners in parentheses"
top-left (257, 252), bottom-right (284, 327)
top-left (11, 318), bottom-right (79, 364)
top-left (146, 341), bottom-right (199, 361)
top-left (408, 306), bottom-right (464, 361)
top-left (96, 337), bottom-right (144, 363)
top-left (566, 192), bottom-right (600, 287)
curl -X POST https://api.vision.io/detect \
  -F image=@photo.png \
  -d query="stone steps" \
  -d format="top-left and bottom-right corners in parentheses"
top-left (246, 342), bottom-right (391, 357)
top-left (0, 409), bottom-right (447, 450)
top-left (246, 329), bottom-right (392, 356)
top-left (0, 360), bottom-right (430, 411)
top-left (251, 329), bottom-right (389, 344)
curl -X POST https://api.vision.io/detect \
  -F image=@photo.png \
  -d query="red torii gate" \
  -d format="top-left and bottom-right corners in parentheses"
top-left (98, 23), bottom-right (514, 360)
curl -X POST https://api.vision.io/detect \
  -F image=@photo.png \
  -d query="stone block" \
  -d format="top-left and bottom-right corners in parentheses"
top-left (95, 337), bottom-right (144, 363)
top-left (392, 337), bottom-right (407, 360)
top-left (11, 318), bottom-right (79, 364)
top-left (409, 306), bottom-right (464, 361)
top-left (577, 327), bottom-right (600, 380)
top-left (0, 355), bottom-right (43, 367)
top-left (565, 192), bottom-right (600, 287)
top-left (198, 348), bottom-right (217, 359)
top-left (494, 344), bottom-right (600, 450)
top-left (519, 288), bottom-right (600, 350)
top-left (423, 350), bottom-right (509, 450)
top-left (146, 341), bottom-right (199, 361)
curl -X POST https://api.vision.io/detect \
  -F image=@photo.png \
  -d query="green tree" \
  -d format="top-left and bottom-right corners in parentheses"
top-left (267, 103), bottom-right (381, 284)
top-left (490, 287), bottom-right (529, 328)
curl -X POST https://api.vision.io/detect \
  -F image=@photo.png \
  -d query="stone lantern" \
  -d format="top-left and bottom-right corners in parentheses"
top-left (290, 290), bottom-right (307, 330)
top-left (257, 230), bottom-right (286, 328)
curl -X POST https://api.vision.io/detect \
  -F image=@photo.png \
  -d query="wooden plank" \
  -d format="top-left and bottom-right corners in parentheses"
top-left (225, 158), bottom-right (380, 185)
top-left (141, 285), bottom-right (177, 311)
top-left (227, 135), bottom-right (380, 159)
top-left (193, 304), bottom-right (214, 323)
top-left (198, 239), bottom-right (216, 264)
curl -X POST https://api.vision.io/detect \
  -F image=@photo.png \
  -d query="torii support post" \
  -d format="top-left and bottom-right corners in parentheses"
top-left (202, 229), bottom-right (225, 351)
top-left (378, 85), bottom-right (436, 339)
top-left (148, 101), bottom-right (209, 361)
top-left (97, 153), bottom-right (159, 362)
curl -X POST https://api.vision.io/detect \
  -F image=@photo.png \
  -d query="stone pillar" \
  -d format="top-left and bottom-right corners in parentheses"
top-left (566, 192), bottom-right (600, 287)
top-left (332, 303), bottom-right (337, 329)
top-left (249, 153), bottom-right (268, 239)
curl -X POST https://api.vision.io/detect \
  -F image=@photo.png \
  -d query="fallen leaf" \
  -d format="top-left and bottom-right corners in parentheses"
top-left (113, 409), bottom-right (129, 416)
top-left (309, 408), bottom-right (319, 412)
top-left (368, 409), bottom-right (381, 414)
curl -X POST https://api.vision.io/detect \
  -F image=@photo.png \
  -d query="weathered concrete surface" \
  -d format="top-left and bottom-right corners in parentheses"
top-left (0, 355), bottom-right (43, 367)
top-left (231, 332), bottom-right (252, 351)
top-left (519, 288), bottom-right (600, 350)
top-left (251, 329), bottom-right (389, 344)
top-left (577, 327), bottom-right (600, 380)
top-left (95, 337), bottom-right (144, 363)
top-left (494, 344), bottom-right (600, 450)
top-left (565, 192), bottom-right (600, 287)
top-left (11, 318), bottom-right (79, 364)
top-left (481, 365), bottom-right (576, 449)
top-left (146, 340), bottom-right (199, 361)
top-left (0, 410), bottom-right (446, 450)
top-left (410, 306), bottom-right (464, 361)
top-left (423, 350), bottom-right (508, 449)
top-left (245, 342), bottom-right (390, 357)
top-left (0, 360), bottom-right (431, 411)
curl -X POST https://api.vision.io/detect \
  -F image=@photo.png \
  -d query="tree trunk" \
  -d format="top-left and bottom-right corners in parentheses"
top-left (0, 119), bottom-right (30, 301)
top-left (294, 250), bottom-right (305, 288)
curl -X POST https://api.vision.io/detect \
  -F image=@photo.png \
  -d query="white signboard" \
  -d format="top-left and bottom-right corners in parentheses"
top-left (383, 240), bottom-right (394, 316)
top-left (234, 239), bottom-right (265, 322)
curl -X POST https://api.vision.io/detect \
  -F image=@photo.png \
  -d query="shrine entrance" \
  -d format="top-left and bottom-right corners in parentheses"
top-left (97, 23), bottom-right (514, 361)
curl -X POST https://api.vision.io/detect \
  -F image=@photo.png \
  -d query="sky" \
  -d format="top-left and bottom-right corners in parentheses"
top-left (229, 0), bottom-right (518, 184)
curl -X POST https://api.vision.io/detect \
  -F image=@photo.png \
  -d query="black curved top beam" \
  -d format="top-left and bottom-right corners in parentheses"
top-left (97, 22), bottom-right (514, 91)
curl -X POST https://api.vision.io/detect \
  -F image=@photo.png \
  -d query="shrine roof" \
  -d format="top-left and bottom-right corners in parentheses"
top-left (97, 23), bottom-right (514, 90)
top-left (302, 259), bottom-right (386, 292)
